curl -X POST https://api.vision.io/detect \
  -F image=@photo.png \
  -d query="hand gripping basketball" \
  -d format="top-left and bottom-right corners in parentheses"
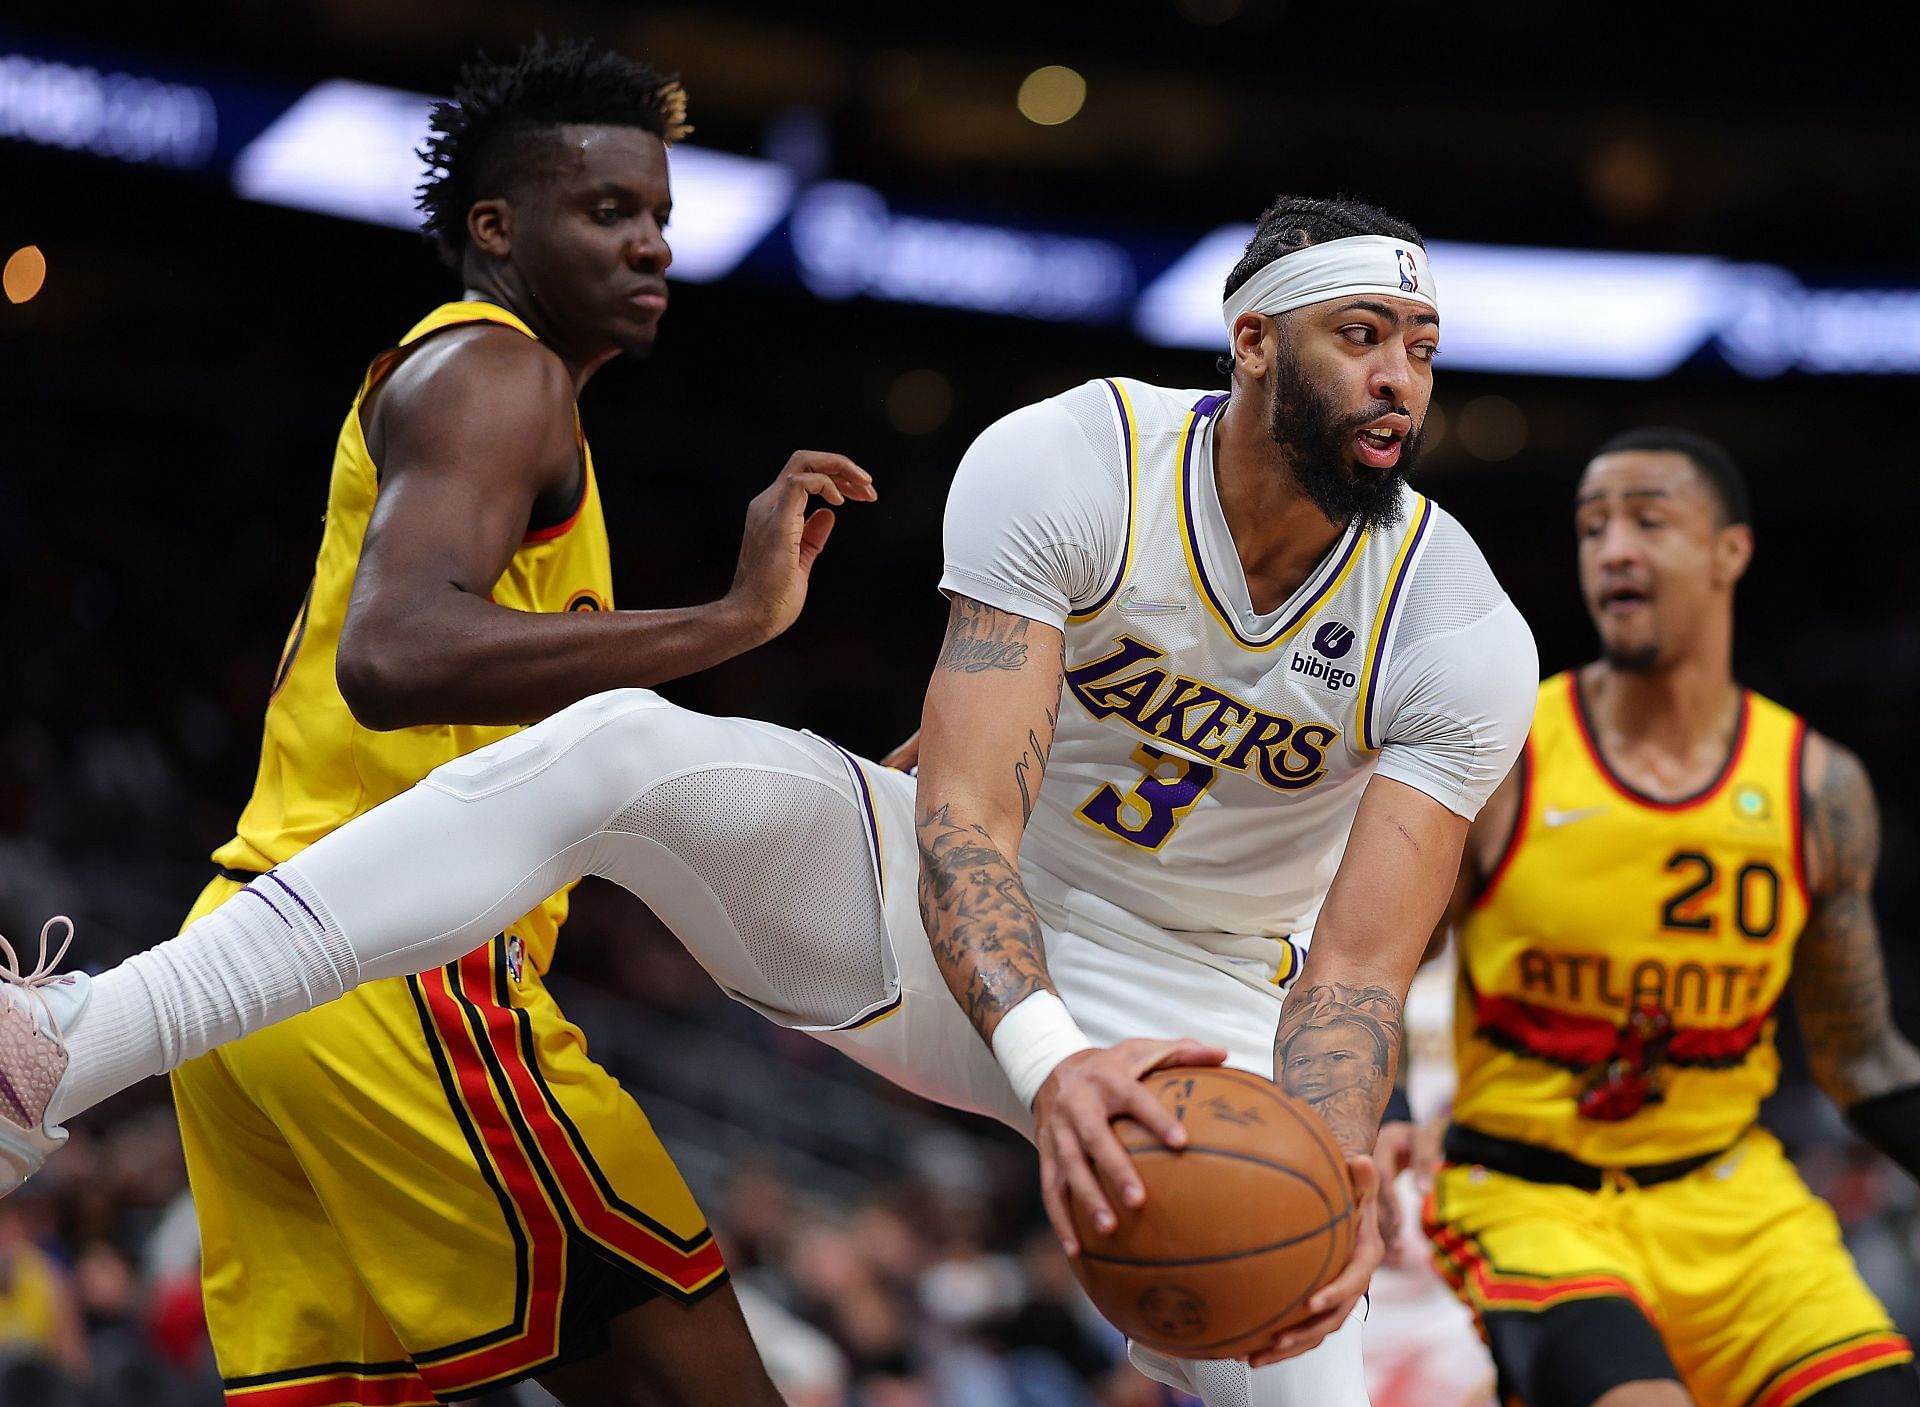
top-left (1243, 1151), bottom-right (1379, 1366)
top-left (1032, 1038), bottom-right (1230, 1258)
top-left (1060, 1065), bottom-right (1367, 1361)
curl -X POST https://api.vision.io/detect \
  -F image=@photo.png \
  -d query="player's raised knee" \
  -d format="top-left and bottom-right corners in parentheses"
top-left (422, 687), bottom-right (678, 804)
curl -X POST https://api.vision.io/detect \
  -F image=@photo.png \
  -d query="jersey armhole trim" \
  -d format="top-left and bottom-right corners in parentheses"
top-left (372, 305), bottom-right (542, 398)
top-left (360, 308), bottom-right (564, 497)
top-left (1358, 493), bottom-right (1434, 750)
top-left (1472, 743), bottom-right (1532, 911)
top-left (1789, 716), bottom-right (1812, 904)
top-left (523, 420), bottom-right (591, 544)
top-left (1067, 378), bottom-right (1139, 621)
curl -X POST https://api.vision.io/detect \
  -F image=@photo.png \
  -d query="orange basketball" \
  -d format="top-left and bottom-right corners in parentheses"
top-left (1067, 1066), bottom-right (1356, 1359)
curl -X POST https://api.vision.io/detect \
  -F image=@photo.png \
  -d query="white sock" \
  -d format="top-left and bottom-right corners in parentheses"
top-left (50, 871), bottom-right (358, 1124)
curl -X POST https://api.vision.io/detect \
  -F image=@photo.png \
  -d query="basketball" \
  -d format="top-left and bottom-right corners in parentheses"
top-left (1068, 1066), bottom-right (1355, 1359)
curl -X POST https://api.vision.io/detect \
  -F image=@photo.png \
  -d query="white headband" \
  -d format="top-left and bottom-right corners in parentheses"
top-left (1221, 234), bottom-right (1438, 343)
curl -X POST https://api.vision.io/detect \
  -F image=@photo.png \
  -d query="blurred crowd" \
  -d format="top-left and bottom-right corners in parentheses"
top-left (0, 1095), bottom-right (217, 1407)
top-left (717, 1154), bottom-right (1174, 1407)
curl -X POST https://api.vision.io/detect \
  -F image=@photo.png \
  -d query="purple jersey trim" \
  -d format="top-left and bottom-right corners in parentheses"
top-left (1361, 495), bottom-right (1434, 749)
top-left (1180, 395), bottom-right (1365, 649)
top-left (1069, 379), bottom-right (1137, 620)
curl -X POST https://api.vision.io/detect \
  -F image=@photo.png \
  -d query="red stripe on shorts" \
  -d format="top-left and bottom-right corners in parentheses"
top-left (412, 965), bottom-right (567, 1394)
top-left (446, 945), bottom-right (726, 1296)
top-left (1428, 1222), bottom-right (1654, 1319)
top-left (1754, 1333), bottom-right (1913, 1407)
top-left (225, 1370), bottom-right (436, 1407)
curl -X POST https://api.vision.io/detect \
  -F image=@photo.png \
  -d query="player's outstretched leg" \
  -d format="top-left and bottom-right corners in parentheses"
top-left (0, 688), bottom-right (905, 1189)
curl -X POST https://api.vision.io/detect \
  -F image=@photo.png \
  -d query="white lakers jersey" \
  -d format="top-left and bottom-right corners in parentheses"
top-left (940, 378), bottom-right (1536, 973)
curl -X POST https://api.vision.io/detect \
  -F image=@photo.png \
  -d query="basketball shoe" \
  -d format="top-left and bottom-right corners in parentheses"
top-left (0, 917), bottom-right (88, 1194)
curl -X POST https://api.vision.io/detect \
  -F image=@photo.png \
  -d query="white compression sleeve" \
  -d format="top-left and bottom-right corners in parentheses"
top-left (51, 869), bottom-right (358, 1123)
top-left (52, 691), bottom-right (676, 1123)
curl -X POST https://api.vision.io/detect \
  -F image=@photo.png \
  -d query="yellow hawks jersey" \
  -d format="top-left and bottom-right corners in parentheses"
top-left (1453, 669), bottom-right (1810, 1166)
top-left (212, 302), bottom-right (613, 971)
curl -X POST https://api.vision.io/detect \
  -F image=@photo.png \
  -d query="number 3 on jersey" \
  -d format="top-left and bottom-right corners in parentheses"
top-left (1078, 743), bottom-right (1217, 850)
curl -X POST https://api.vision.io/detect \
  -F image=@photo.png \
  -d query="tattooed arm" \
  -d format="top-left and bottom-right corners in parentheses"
top-left (916, 595), bottom-right (1225, 1252)
top-left (1248, 774), bottom-right (1469, 1368)
top-left (1793, 734), bottom-right (1920, 1177)
top-left (915, 595), bottom-right (1062, 1035)
top-left (1275, 777), bottom-right (1468, 1154)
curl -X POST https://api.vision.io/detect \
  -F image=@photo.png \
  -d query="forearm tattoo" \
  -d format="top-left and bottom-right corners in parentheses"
top-left (921, 596), bottom-right (1064, 1034)
top-left (938, 597), bottom-right (1031, 673)
top-left (1275, 981), bottom-right (1405, 1156)
top-left (917, 803), bottom-right (1054, 1035)
top-left (1795, 739), bottom-right (1920, 1105)
top-left (1011, 710), bottom-right (1056, 824)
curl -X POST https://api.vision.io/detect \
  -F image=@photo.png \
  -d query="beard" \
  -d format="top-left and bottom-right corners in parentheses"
top-left (1267, 346), bottom-right (1423, 534)
top-left (1603, 639), bottom-right (1662, 674)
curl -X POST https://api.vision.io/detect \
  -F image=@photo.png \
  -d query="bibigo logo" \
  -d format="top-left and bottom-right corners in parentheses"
top-left (1292, 620), bottom-right (1358, 690)
top-left (1313, 621), bottom-right (1355, 659)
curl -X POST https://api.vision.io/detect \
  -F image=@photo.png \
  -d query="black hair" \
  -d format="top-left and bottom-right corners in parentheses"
top-left (1593, 426), bottom-right (1751, 526)
top-left (1216, 195), bottom-right (1424, 375)
top-left (416, 38), bottom-right (691, 270)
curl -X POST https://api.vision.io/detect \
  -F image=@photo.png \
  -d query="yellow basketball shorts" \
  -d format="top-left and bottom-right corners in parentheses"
top-left (173, 875), bottom-right (726, 1407)
top-left (1423, 1127), bottom-right (1911, 1407)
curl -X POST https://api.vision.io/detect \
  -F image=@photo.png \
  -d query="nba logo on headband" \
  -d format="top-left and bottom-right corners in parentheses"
top-left (1219, 235), bottom-right (1439, 343)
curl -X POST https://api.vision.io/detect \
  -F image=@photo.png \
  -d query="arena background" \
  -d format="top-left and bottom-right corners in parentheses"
top-left (2, 5), bottom-right (1917, 1404)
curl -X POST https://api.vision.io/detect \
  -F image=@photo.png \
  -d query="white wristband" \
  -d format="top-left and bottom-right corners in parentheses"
top-left (991, 991), bottom-right (1094, 1109)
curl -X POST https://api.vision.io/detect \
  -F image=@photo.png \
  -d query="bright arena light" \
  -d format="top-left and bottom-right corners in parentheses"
top-left (1016, 66), bottom-right (1086, 126)
top-left (790, 181), bottom-right (1133, 321)
top-left (161, 67), bottom-right (1920, 377)
top-left (1135, 226), bottom-right (1725, 377)
top-left (3, 245), bottom-right (46, 304)
top-left (0, 52), bottom-right (217, 169)
top-left (231, 80), bottom-right (796, 283)
top-left (1132, 228), bottom-right (1920, 378)
top-left (230, 80), bottom-right (435, 230)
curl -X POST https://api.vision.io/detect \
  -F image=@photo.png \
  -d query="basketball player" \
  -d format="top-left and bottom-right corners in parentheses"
top-left (1413, 430), bottom-right (1920, 1407)
top-left (0, 197), bottom-right (1538, 1406)
top-left (19, 39), bottom-right (874, 1407)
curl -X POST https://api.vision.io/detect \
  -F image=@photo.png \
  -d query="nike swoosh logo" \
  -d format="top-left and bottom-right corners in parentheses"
top-left (1117, 585), bottom-right (1187, 616)
top-left (1543, 805), bottom-right (1608, 828)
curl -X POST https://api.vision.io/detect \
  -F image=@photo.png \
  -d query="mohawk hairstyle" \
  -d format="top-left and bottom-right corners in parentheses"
top-left (1217, 196), bottom-right (1423, 374)
top-left (417, 37), bottom-right (692, 269)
